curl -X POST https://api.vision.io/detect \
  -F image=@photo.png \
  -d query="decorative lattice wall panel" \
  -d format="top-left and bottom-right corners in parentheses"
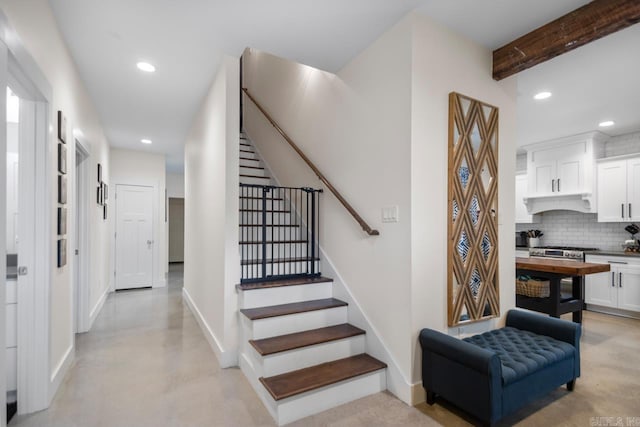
top-left (448, 92), bottom-right (500, 326)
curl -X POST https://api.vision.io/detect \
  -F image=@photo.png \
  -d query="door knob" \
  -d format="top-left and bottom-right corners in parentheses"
top-left (18, 266), bottom-right (28, 276)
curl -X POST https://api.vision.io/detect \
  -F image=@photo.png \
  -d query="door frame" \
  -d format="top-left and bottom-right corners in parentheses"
top-left (114, 184), bottom-right (156, 290)
top-left (73, 138), bottom-right (90, 333)
top-left (0, 12), bottom-right (54, 419)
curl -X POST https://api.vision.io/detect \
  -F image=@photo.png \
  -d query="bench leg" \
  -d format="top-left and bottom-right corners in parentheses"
top-left (426, 390), bottom-right (436, 405)
top-left (567, 380), bottom-right (576, 391)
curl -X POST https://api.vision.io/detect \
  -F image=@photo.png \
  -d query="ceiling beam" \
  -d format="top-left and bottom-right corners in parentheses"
top-left (492, 0), bottom-right (640, 81)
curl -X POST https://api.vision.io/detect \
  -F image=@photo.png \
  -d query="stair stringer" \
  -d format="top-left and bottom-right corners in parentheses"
top-left (244, 129), bottom-right (414, 405)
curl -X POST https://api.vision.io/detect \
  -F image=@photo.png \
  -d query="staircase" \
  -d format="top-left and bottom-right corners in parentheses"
top-left (237, 134), bottom-right (387, 425)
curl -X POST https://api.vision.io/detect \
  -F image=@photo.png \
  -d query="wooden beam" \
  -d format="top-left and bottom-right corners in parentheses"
top-left (493, 0), bottom-right (640, 80)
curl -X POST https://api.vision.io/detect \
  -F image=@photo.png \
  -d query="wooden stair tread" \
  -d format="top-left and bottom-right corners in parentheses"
top-left (241, 256), bottom-right (320, 265)
top-left (259, 354), bottom-right (386, 401)
top-left (239, 239), bottom-right (308, 244)
top-left (240, 174), bottom-right (270, 179)
top-left (236, 276), bottom-right (332, 291)
top-left (240, 157), bottom-right (259, 162)
top-left (239, 224), bottom-right (299, 228)
top-left (239, 208), bottom-right (289, 213)
top-left (240, 165), bottom-right (265, 170)
top-left (240, 196), bottom-right (284, 201)
top-left (240, 298), bottom-right (346, 320)
top-left (250, 324), bottom-right (365, 356)
top-left (240, 149), bottom-right (255, 154)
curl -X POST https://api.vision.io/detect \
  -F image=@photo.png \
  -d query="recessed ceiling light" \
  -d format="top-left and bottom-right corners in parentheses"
top-left (141, 138), bottom-right (152, 144)
top-left (599, 120), bottom-right (615, 127)
top-left (136, 62), bottom-right (156, 73)
top-left (533, 91), bottom-right (552, 100)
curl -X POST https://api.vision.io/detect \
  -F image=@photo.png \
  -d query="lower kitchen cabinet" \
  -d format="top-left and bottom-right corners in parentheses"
top-left (585, 255), bottom-right (640, 315)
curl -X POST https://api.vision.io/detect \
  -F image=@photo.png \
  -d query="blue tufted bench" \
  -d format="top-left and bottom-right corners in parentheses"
top-left (419, 310), bottom-right (581, 426)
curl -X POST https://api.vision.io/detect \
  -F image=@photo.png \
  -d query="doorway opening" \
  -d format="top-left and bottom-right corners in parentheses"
top-left (73, 141), bottom-right (90, 333)
top-left (168, 197), bottom-right (184, 264)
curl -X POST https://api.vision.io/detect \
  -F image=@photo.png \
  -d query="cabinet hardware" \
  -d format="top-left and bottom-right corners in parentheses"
top-left (551, 180), bottom-right (555, 193)
top-left (622, 203), bottom-right (625, 219)
top-left (612, 272), bottom-right (615, 287)
top-left (557, 179), bottom-right (560, 192)
top-left (608, 261), bottom-right (628, 264)
top-left (630, 203), bottom-right (632, 218)
top-left (619, 272), bottom-right (623, 288)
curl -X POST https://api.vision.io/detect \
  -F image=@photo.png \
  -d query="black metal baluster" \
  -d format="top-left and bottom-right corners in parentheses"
top-left (262, 186), bottom-right (267, 280)
top-left (311, 190), bottom-right (316, 275)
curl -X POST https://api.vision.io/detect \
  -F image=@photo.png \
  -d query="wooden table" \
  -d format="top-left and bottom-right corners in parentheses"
top-left (515, 257), bottom-right (611, 323)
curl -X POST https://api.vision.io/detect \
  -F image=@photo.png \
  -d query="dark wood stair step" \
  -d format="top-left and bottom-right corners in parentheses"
top-left (240, 298), bottom-right (346, 320)
top-left (240, 174), bottom-right (269, 180)
top-left (241, 256), bottom-right (320, 266)
top-left (236, 276), bottom-right (333, 291)
top-left (240, 196), bottom-right (284, 201)
top-left (250, 324), bottom-right (365, 356)
top-left (259, 354), bottom-right (386, 401)
top-left (239, 209), bottom-right (289, 213)
top-left (240, 157), bottom-right (259, 162)
top-left (239, 239), bottom-right (308, 245)
top-left (239, 224), bottom-right (299, 228)
top-left (240, 149), bottom-right (255, 154)
top-left (240, 165), bottom-right (264, 170)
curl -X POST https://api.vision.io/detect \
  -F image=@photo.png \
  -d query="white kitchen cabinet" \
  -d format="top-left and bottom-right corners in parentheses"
top-left (528, 141), bottom-right (587, 197)
top-left (522, 132), bottom-right (606, 214)
top-left (585, 255), bottom-right (640, 315)
top-left (597, 156), bottom-right (640, 222)
top-left (515, 175), bottom-right (540, 223)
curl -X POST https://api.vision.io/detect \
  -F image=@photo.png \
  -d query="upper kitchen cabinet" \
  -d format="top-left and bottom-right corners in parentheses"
top-left (522, 132), bottom-right (607, 214)
top-left (597, 156), bottom-right (640, 222)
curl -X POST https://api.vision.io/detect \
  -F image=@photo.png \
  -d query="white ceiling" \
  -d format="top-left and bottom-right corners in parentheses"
top-left (49, 0), bottom-right (639, 172)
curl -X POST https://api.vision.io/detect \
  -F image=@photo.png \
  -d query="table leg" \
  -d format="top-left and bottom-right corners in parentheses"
top-left (572, 275), bottom-right (584, 323)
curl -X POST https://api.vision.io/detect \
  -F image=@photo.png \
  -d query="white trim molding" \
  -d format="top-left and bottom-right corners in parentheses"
top-left (49, 345), bottom-right (74, 404)
top-left (182, 287), bottom-right (237, 368)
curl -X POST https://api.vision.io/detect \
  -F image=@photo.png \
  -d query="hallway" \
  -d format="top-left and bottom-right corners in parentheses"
top-left (10, 264), bottom-right (274, 426)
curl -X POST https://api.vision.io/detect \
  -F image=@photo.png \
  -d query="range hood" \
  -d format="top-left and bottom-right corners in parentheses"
top-left (523, 192), bottom-right (594, 214)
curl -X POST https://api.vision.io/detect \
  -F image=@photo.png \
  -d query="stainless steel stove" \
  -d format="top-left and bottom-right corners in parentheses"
top-left (529, 246), bottom-right (599, 262)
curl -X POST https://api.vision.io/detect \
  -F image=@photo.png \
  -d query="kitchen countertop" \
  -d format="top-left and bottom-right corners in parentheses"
top-left (516, 257), bottom-right (611, 275)
top-left (586, 250), bottom-right (640, 258)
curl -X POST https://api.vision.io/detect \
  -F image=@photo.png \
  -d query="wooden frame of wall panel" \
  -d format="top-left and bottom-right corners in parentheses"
top-left (447, 92), bottom-right (500, 326)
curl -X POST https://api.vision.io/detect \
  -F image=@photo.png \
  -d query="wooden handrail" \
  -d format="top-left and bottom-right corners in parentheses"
top-left (242, 87), bottom-right (380, 236)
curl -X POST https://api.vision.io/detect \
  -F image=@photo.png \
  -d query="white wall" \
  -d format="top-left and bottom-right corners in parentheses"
top-left (243, 10), bottom-right (518, 404)
top-left (110, 148), bottom-right (167, 287)
top-left (409, 12), bottom-right (517, 399)
top-left (166, 172), bottom-right (184, 198)
top-left (0, 0), bottom-right (112, 407)
top-left (183, 55), bottom-right (240, 367)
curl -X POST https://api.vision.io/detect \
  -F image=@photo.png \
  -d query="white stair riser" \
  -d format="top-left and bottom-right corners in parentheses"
top-left (238, 227), bottom-right (302, 241)
top-left (240, 166), bottom-right (266, 177)
top-left (240, 176), bottom-right (272, 186)
top-left (240, 158), bottom-right (260, 167)
top-left (239, 199), bottom-right (285, 211)
top-left (246, 335), bottom-right (365, 378)
top-left (239, 281), bottom-right (332, 309)
top-left (240, 261), bottom-right (320, 279)
top-left (240, 243), bottom-right (310, 261)
top-left (277, 370), bottom-right (386, 425)
top-left (243, 306), bottom-right (347, 340)
top-left (240, 212), bottom-right (292, 225)
top-left (239, 150), bottom-right (258, 159)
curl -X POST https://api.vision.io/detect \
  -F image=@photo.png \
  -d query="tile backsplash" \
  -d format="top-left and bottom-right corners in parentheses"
top-left (516, 211), bottom-right (632, 251)
top-left (515, 131), bottom-right (640, 250)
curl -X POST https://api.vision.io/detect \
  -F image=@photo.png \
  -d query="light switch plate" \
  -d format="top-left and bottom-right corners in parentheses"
top-left (382, 206), bottom-right (399, 223)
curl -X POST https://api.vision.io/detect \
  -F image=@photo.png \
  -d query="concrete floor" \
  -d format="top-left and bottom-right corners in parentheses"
top-left (10, 264), bottom-right (640, 426)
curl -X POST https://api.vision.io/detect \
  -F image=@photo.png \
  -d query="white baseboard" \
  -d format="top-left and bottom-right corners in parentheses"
top-left (49, 344), bottom-right (74, 404)
top-left (182, 287), bottom-right (237, 368)
top-left (89, 286), bottom-right (109, 330)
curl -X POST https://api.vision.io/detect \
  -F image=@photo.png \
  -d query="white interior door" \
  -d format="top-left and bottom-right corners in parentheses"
top-left (115, 185), bottom-right (153, 290)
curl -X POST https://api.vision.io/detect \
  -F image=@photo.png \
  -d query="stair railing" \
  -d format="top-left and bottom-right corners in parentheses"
top-left (242, 88), bottom-right (380, 236)
top-left (240, 183), bottom-right (322, 283)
